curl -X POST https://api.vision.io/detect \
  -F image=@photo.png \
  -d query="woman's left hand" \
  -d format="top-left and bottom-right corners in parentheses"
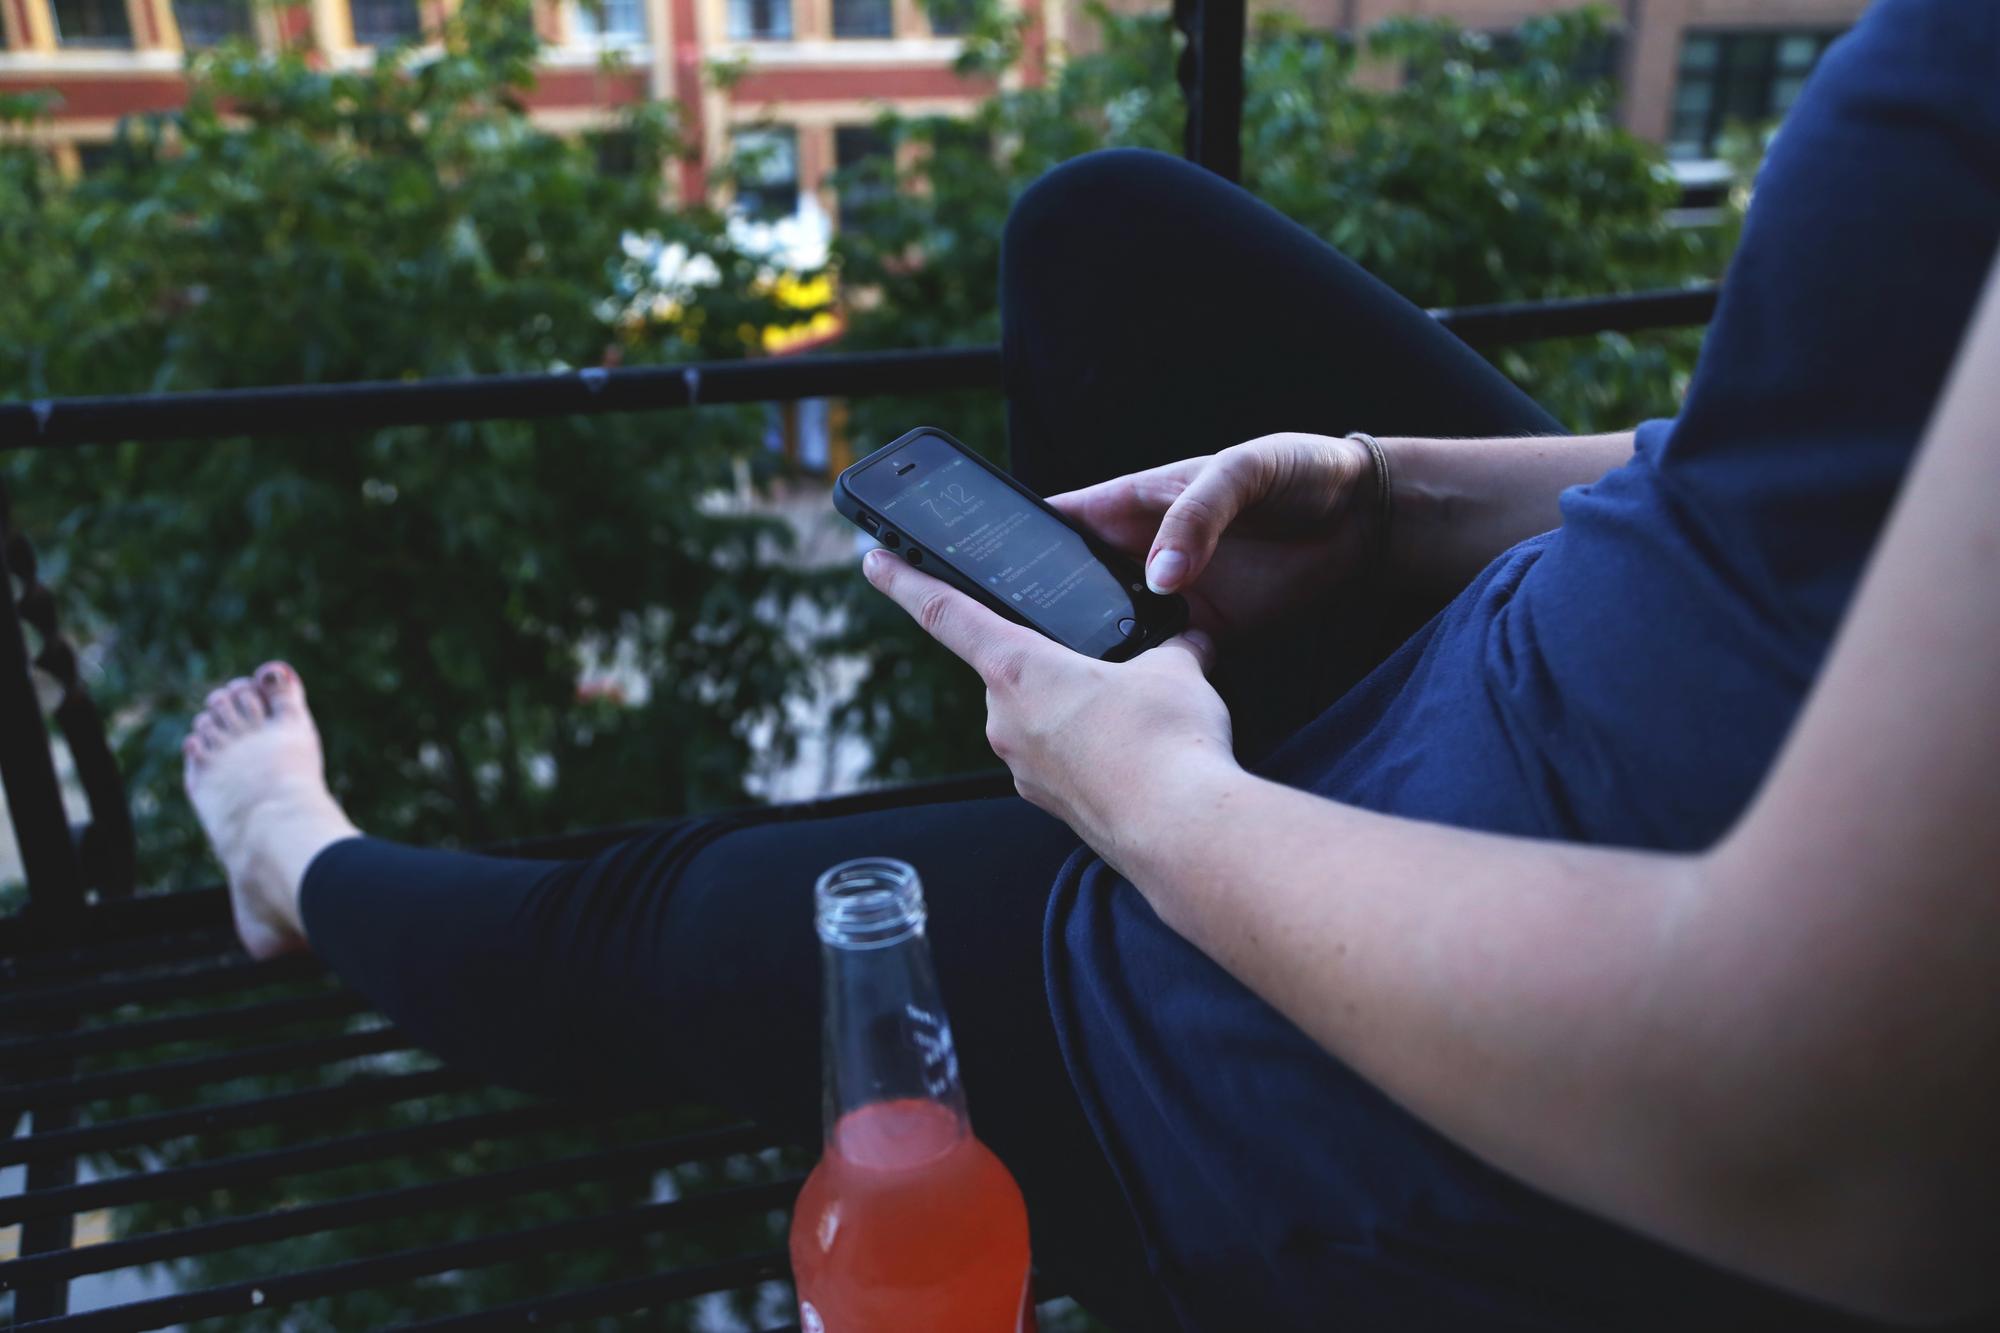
top-left (863, 548), bottom-right (1235, 854)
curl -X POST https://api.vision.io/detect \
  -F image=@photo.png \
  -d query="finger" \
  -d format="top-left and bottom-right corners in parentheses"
top-left (1045, 457), bottom-right (1207, 519)
top-left (863, 549), bottom-right (1043, 684)
top-left (1146, 446), bottom-right (1273, 594)
top-left (1046, 458), bottom-right (1209, 555)
top-left (1150, 628), bottom-right (1217, 677)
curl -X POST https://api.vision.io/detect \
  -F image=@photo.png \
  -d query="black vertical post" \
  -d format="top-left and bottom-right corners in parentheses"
top-left (1174, 0), bottom-right (1244, 182)
top-left (0, 480), bottom-right (81, 1321)
top-left (0, 488), bottom-right (85, 926)
top-left (11, 1098), bottom-right (80, 1321)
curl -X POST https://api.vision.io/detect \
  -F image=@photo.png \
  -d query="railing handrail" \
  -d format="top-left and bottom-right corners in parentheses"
top-left (0, 286), bottom-right (1719, 453)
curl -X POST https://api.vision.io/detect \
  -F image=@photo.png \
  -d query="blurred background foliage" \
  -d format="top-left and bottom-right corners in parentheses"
top-left (829, 2), bottom-right (1735, 777)
top-left (1, 0), bottom-right (1739, 1323)
top-left (0, 0), bottom-right (1739, 884)
top-left (3, 0), bottom-right (834, 892)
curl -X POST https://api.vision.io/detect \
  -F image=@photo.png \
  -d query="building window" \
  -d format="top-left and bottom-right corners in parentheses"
top-left (725, 0), bottom-right (790, 40)
top-left (350, 0), bottom-right (422, 46)
top-left (834, 125), bottom-right (893, 231)
top-left (174, 0), bottom-right (253, 47)
top-left (731, 127), bottom-right (799, 220)
top-left (831, 0), bottom-right (891, 39)
top-left (1403, 27), bottom-right (1621, 89)
top-left (75, 141), bottom-right (127, 174)
top-left (924, 0), bottom-right (973, 36)
top-left (573, 0), bottom-right (644, 42)
top-left (51, 0), bottom-right (133, 47)
top-left (589, 130), bottom-right (639, 176)
top-left (1669, 29), bottom-right (1841, 161)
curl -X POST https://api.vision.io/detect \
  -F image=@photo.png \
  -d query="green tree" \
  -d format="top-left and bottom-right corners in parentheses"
top-left (826, 4), bottom-right (1730, 778)
top-left (0, 5), bottom-right (1731, 1326)
top-left (2, 9), bottom-right (840, 1330)
top-left (3, 0), bottom-right (827, 892)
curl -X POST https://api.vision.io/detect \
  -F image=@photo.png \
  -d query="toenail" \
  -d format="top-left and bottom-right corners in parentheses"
top-left (258, 666), bottom-right (283, 687)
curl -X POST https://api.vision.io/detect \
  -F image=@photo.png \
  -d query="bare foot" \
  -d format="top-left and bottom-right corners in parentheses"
top-left (183, 662), bottom-right (359, 959)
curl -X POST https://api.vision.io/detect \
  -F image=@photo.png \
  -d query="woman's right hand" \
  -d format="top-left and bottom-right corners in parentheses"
top-left (1047, 432), bottom-right (1379, 640)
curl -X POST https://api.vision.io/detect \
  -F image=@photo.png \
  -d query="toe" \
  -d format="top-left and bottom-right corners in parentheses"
top-left (195, 712), bottom-right (228, 751)
top-left (255, 661), bottom-right (307, 718)
top-left (227, 679), bottom-right (267, 727)
top-left (204, 688), bottom-right (242, 733)
top-left (183, 733), bottom-right (207, 768)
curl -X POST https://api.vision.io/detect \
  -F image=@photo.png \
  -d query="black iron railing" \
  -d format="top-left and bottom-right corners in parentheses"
top-left (0, 0), bottom-right (1724, 1321)
top-left (0, 288), bottom-right (1717, 454)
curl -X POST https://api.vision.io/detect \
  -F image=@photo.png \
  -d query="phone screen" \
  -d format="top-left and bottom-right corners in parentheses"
top-left (852, 433), bottom-right (1139, 654)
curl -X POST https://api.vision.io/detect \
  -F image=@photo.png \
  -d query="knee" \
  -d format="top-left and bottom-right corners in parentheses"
top-left (1001, 149), bottom-right (1209, 298)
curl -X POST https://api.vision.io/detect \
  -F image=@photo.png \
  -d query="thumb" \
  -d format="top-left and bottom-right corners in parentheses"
top-left (1152, 628), bottom-right (1217, 676)
top-left (1145, 448), bottom-right (1268, 594)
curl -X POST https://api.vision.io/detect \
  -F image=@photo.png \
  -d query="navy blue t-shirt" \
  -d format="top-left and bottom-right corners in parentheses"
top-left (1043, 2), bottom-right (2000, 1328)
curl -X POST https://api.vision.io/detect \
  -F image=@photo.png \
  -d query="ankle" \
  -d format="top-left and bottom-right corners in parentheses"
top-left (241, 797), bottom-right (359, 938)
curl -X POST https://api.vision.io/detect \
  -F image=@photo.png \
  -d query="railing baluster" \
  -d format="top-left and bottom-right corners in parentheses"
top-left (1174, 0), bottom-right (1245, 182)
top-left (7, 514), bottom-right (136, 900)
top-left (0, 479), bottom-right (85, 923)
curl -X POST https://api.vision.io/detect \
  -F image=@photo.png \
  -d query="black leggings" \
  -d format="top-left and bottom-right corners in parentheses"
top-left (300, 149), bottom-right (1560, 1330)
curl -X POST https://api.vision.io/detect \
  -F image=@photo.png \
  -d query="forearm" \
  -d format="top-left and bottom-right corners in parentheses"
top-left (1091, 756), bottom-right (1984, 1319)
top-left (1094, 759), bottom-right (1713, 1252)
top-left (1380, 431), bottom-right (1635, 597)
top-left (1050, 260), bottom-right (2000, 1319)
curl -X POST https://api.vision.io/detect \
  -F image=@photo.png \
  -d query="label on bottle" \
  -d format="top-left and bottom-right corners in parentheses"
top-left (904, 1002), bottom-right (960, 1096)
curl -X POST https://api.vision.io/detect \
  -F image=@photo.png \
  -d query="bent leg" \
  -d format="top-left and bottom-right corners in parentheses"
top-left (301, 794), bottom-right (1169, 1327)
top-left (1001, 147), bottom-right (1561, 495)
top-left (1001, 149), bottom-right (1565, 753)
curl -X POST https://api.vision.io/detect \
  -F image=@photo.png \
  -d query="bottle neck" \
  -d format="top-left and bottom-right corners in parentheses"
top-left (816, 859), bottom-right (970, 1146)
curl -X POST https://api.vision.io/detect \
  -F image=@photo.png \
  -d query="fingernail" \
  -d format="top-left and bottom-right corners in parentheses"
top-left (862, 548), bottom-right (890, 583)
top-left (1146, 549), bottom-right (1187, 594)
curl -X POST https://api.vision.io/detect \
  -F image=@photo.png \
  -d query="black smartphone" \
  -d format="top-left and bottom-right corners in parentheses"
top-left (834, 427), bottom-right (1187, 661)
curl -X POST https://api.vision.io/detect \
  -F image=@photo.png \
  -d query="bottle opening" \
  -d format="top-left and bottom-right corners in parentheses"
top-left (816, 857), bottom-right (926, 948)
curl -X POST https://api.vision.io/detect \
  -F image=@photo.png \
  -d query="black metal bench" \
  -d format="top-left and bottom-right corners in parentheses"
top-left (0, 288), bottom-right (1716, 1331)
top-left (0, 0), bottom-right (1722, 1313)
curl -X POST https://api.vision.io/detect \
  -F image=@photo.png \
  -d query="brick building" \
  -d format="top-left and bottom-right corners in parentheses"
top-left (0, 0), bottom-right (1070, 212)
top-left (4, 0), bottom-right (1871, 212)
top-left (1261, 0), bottom-right (1870, 166)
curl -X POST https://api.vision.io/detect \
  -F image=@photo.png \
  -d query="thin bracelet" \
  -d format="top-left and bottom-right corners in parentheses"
top-left (1346, 431), bottom-right (1394, 586)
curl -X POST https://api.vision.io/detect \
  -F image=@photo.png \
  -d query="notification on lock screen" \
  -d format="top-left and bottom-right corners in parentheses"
top-left (861, 442), bottom-right (1135, 650)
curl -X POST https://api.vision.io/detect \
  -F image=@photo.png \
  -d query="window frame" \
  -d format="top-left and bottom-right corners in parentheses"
top-left (830, 0), bottom-right (892, 41)
top-left (730, 124), bottom-right (802, 222)
top-left (570, 0), bottom-right (646, 46)
top-left (1667, 26), bottom-right (1843, 162)
top-left (832, 122), bottom-right (894, 232)
top-left (50, 0), bottom-right (135, 49)
top-left (347, 0), bottom-right (423, 48)
top-left (724, 0), bottom-right (791, 42)
top-left (172, 0), bottom-right (255, 49)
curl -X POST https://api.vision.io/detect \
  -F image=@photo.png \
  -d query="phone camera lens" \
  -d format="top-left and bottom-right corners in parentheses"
top-left (881, 530), bottom-right (901, 550)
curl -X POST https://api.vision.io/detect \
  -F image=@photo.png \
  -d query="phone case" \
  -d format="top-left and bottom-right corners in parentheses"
top-left (833, 427), bottom-right (1187, 662)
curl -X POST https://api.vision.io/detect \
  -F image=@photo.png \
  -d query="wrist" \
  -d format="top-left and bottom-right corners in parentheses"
top-left (1371, 435), bottom-right (1452, 594)
top-left (1094, 741), bottom-right (1244, 884)
top-left (1343, 432), bottom-right (1396, 587)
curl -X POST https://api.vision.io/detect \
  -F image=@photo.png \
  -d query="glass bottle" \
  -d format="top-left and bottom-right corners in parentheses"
top-left (789, 857), bottom-right (1035, 1332)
